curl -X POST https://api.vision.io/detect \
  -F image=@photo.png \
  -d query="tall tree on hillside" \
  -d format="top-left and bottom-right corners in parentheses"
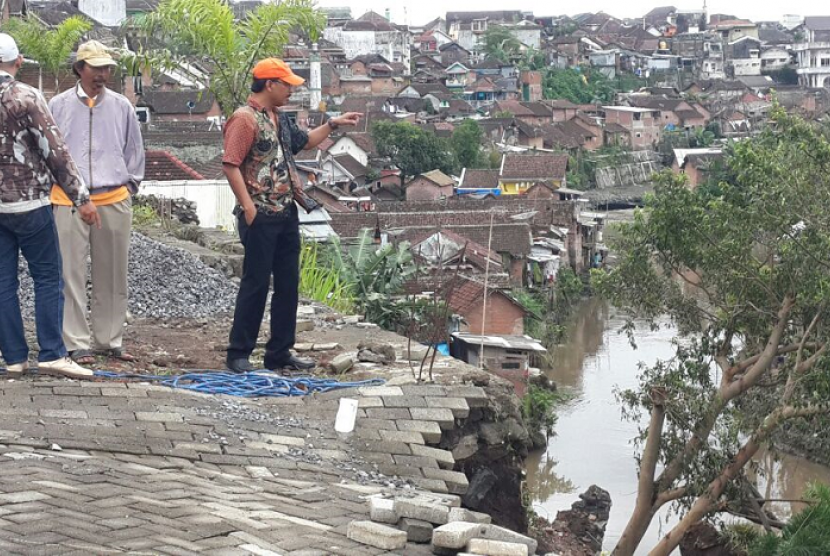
top-left (481, 25), bottom-right (522, 63)
top-left (128, 0), bottom-right (325, 117)
top-left (4, 15), bottom-right (92, 91)
top-left (372, 120), bottom-right (455, 187)
top-left (450, 119), bottom-right (484, 170)
top-left (593, 106), bottom-right (830, 555)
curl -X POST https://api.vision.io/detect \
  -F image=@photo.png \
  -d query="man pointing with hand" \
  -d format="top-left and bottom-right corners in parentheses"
top-left (0, 34), bottom-right (100, 380)
top-left (222, 58), bottom-right (360, 373)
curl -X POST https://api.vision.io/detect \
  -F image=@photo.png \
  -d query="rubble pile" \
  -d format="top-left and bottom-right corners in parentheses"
top-left (347, 491), bottom-right (538, 554)
top-left (18, 231), bottom-right (237, 320)
top-left (134, 194), bottom-right (200, 225)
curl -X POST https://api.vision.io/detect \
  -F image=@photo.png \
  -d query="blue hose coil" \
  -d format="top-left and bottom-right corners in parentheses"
top-left (92, 370), bottom-right (385, 398)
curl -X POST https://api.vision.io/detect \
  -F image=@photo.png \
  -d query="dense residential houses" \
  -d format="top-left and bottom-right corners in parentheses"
top-left (11, 0), bottom-right (830, 373)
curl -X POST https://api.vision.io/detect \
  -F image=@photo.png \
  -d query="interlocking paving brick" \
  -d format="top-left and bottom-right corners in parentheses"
top-left (410, 444), bottom-right (456, 469)
top-left (409, 407), bottom-right (456, 429)
top-left (425, 397), bottom-right (471, 419)
top-left (378, 430), bottom-right (425, 445)
top-left (0, 373), bottom-right (497, 554)
top-left (135, 412), bottom-right (184, 423)
top-left (394, 420), bottom-right (443, 444)
top-left (364, 408), bottom-right (412, 420)
top-left (381, 395), bottom-right (427, 408)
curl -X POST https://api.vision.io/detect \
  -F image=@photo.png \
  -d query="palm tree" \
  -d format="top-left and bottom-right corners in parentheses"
top-left (129, 0), bottom-right (325, 117)
top-left (4, 15), bottom-right (93, 92)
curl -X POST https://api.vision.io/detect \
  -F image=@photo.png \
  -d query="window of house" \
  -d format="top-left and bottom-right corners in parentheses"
top-left (634, 112), bottom-right (642, 121)
top-left (472, 19), bottom-right (487, 32)
top-left (635, 132), bottom-right (642, 138)
top-left (135, 107), bottom-right (150, 124)
top-left (822, 58), bottom-right (830, 67)
top-left (505, 349), bottom-right (524, 355)
top-left (502, 362), bottom-right (521, 370)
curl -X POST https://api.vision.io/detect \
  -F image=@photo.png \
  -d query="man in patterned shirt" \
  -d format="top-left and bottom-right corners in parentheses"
top-left (222, 58), bottom-right (360, 373)
top-left (0, 34), bottom-right (101, 379)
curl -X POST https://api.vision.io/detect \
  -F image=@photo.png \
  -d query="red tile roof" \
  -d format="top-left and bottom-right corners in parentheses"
top-left (145, 151), bottom-right (205, 181)
top-left (447, 278), bottom-right (527, 315)
top-left (460, 169), bottom-right (500, 189)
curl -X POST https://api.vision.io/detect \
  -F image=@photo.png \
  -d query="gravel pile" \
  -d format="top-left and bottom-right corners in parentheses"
top-left (17, 231), bottom-right (238, 320)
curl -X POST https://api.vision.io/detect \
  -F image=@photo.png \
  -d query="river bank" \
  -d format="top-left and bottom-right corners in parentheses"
top-left (525, 298), bottom-right (830, 554)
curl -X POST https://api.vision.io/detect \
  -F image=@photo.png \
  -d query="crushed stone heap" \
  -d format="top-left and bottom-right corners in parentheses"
top-left (18, 231), bottom-right (238, 320)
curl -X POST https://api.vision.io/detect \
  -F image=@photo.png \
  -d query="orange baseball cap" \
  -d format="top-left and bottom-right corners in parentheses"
top-left (252, 58), bottom-right (305, 86)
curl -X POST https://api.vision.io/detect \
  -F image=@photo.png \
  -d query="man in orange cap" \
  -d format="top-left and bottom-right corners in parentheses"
top-left (222, 58), bottom-right (360, 373)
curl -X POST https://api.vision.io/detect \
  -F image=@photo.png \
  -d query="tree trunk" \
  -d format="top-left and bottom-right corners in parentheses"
top-left (613, 505), bottom-right (659, 556)
top-left (613, 395), bottom-right (665, 556)
top-left (649, 437), bottom-right (764, 556)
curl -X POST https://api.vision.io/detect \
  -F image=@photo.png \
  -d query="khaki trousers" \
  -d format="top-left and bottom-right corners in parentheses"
top-left (54, 198), bottom-right (132, 352)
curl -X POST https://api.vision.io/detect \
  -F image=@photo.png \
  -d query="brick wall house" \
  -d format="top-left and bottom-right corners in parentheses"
top-left (603, 106), bottom-right (661, 149)
top-left (449, 279), bottom-right (527, 335)
top-left (405, 169), bottom-right (455, 201)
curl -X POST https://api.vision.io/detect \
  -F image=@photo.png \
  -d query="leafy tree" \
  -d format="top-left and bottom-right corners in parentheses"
top-left (371, 120), bottom-right (455, 187)
top-left (129, 0), bottom-right (325, 117)
top-left (450, 119), bottom-right (484, 170)
top-left (480, 25), bottom-right (521, 63)
top-left (593, 107), bottom-right (830, 555)
top-left (4, 15), bottom-right (92, 91)
top-left (543, 67), bottom-right (618, 104)
top-left (690, 127), bottom-right (716, 148)
top-left (748, 483), bottom-right (830, 555)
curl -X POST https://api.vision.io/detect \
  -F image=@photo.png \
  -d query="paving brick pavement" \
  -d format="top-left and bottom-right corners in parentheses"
top-left (0, 373), bottom-right (490, 555)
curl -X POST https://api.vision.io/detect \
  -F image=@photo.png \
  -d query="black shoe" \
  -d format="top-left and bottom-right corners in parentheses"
top-left (268, 355), bottom-right (315, 371)
top-left (226, 358), bottom-right (254, 373)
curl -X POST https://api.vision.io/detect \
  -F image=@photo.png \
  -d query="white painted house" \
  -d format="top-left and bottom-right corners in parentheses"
top-left (328, 136), bottom-right (370, 167)
top-left (78, 0), bottom-right (126, 27)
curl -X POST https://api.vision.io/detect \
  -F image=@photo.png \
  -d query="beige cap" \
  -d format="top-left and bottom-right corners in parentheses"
top-left (76, 40), bottom-right (117, 67)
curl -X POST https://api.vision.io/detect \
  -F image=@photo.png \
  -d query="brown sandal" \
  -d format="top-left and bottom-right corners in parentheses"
top-left (99, 348), bottom-right (137, 362)
top-left (70, 350), bottom-right (96, 365)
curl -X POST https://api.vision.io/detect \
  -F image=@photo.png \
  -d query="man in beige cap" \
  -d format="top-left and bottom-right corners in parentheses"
top-left (49, 40), bottom-right (145, 365)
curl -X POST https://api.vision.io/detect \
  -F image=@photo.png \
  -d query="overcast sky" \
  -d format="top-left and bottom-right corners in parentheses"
top-left (316, 0), bottom-right (829, 27)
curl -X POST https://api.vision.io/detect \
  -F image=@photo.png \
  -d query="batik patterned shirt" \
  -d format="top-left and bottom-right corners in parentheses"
top-left (222, 98), bottom-right (309, 214)
top-left (0, 72), bottom-right (89, 212)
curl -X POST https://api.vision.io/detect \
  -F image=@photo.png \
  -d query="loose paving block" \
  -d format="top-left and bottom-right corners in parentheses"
top-left (399, 517), bottom-right (433, 543)
top-left (432, 521), bottom-right (482, 550)
top-left (410, 445), bottom-right (455, 470)
top-left (480, 525), bottom-right (538, 554)
top-left (409, 407), bottom-right (455, 430)
top-left (448, 507), bottom-right (492, 524)
top-left (393, 494), bottom-right (459, 525)
top-left (423, 468), bottom-right (470, 494)
top-left (382, 395), bottom-right (427, 408)
top-left (467, 538), bottom-right (528, 556)
top-left (368, 496), bottom-right (398, 524)
top-left (395, 420), bottom-right (442, 444)
top-left (426, 397), bottom-right (471, 419)
top-left (346, 520), bottom-right (406, 550)
top-left (296, 320), bottom-right (314, 332)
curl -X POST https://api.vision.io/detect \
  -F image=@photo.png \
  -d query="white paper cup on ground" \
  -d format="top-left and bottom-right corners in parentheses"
top-left (334, 397), bottom-right (359, 433)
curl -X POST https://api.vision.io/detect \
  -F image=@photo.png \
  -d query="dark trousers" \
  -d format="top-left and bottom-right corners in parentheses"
top-left (0, 206), bottom-right (67, 364)
top-left (227, 207), bottom-right (300, 368)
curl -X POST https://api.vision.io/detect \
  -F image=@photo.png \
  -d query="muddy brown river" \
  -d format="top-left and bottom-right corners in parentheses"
top-left (525, 299), bottom-right (830, 554)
